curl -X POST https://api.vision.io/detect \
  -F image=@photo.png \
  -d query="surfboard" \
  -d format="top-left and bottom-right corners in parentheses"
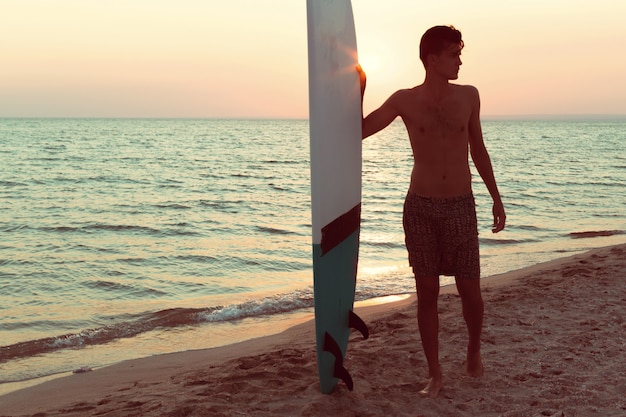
top-left (307, 0), bottom-right (369, 394)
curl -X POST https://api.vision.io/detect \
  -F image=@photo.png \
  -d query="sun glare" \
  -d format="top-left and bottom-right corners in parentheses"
top-left (358, 51), bottom-right (382, 77)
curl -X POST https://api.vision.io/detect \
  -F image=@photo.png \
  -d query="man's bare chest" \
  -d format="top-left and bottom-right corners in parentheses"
top-left (398, 87), bottom-right (466, 122)
top-left (404, 100), bottom-right (470, 139)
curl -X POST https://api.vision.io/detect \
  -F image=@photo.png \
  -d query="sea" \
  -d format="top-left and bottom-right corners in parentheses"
top-left (1, 117), bottom-right (625, 394)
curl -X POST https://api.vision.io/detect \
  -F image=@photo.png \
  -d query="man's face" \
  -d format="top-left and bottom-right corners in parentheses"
top-left (431, 43), bottom-right (463, 80)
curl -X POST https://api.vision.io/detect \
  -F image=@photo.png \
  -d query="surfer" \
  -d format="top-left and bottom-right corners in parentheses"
top-left (359, 25), bottom-right (506, 398)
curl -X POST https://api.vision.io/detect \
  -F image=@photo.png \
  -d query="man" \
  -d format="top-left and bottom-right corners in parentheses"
top-left (359, 25), bottom-right (506, 398)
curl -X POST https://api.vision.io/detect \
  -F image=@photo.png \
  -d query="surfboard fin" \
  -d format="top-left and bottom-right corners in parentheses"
top-left (321, 312), bottom-right (368, 392)
top-left (349, 310), bottom-right (369, 340)
top-left (332, 359), bottom-right (353, 391)
top-left (323, 332), bottom-right (354, 391)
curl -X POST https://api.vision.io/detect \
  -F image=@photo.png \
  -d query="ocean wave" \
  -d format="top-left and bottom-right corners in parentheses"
top-left (0, 224), bottom-right (29, 233)
top-left (514, 225), bottom-right (547, 232)
top-left (153, 203), bottom-right (192, 210)
top-left (568, 230), bottom-right (625, 239)
top-left (200, 199), bottom-right (248, 213)
top-left (269, 183), bottom-right (290, 191)
top-left (198, 291), bottom-right (314, 323)
top-left (173, 254), bottom-right (218, 263)
top-left (361, 240), bottom-right (405, 249)
top-left (0, 180), bottom-right (28, 187)
top-left (262, 159), bottom-right (302, 165)
top-left (36, 223), bottom-right (198, 237)
top-left (1, 296), bottom-right (307, 364)
top-left (85, 175), bottom-right (150, 185)
top-left (255, 226), bottom-right (296, 235)
top-left (80, 280), bottom-right (168, 298)
top-left (0, 287), bottom-right (405, 365)
top-left (0, 307), bottom-right (214, 364)
top-left (195, 286), bottom-right (407, 324)
top-left (480, 237), bottom-right (540, 245)
top-left (40, 224), bottom-right (160, 234)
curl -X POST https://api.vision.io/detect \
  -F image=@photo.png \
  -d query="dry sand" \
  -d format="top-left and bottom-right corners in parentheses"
top-left (1, 244), bottom-right (625, 417)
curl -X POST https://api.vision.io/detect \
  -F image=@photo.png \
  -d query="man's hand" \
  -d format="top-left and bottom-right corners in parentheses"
top-left (492, 201), bottom-right (506, 233)
top-left (356, 64), bottom-right (366, 98)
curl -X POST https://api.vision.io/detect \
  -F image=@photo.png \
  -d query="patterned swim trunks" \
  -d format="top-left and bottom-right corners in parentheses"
top-left (403, 193), bottom-right (480, 279)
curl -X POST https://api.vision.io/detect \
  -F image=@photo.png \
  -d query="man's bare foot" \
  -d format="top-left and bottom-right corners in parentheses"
top-left (418, 372), bottom-right (443, 398)
top-left (466, 351), bottom-right (484, 377)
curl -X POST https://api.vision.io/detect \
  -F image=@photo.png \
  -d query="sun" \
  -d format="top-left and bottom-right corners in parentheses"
top-left (357, 51), bottom-right (382, 77)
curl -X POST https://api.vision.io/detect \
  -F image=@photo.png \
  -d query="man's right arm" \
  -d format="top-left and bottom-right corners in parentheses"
top-left (358, 65), bottom-right (400, 140)
top-left (362, 92), bottom-right (401, 140)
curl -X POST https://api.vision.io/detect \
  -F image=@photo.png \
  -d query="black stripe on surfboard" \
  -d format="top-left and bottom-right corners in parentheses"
top-left (320, 203), bottom-right (361, 256)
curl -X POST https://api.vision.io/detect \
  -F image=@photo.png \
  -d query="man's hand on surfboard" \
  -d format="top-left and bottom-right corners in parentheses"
top-left (356, 64), bottom-right (366, 98)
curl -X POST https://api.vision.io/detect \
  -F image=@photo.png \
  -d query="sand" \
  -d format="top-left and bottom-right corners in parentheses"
top-left (1, 244), bottom-right (625, 417)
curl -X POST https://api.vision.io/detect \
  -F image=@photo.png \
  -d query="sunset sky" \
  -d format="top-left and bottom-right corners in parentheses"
top-left (2, 0), bottom-right (625, 118)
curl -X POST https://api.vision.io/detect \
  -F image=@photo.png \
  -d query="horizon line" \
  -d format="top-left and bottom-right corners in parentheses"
top-left (1, 114), bottom-right (626, 121)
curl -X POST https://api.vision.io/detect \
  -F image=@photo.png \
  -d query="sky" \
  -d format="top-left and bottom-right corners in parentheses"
top-left (1, 0), bottom-right (625, 119)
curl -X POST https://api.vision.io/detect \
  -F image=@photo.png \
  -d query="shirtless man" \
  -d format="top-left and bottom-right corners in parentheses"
top-left (360, 25), bottom-right (506, 397)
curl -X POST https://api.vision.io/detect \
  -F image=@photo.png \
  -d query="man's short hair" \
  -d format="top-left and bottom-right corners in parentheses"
top-left (419, 25), bottom-right (464, 67)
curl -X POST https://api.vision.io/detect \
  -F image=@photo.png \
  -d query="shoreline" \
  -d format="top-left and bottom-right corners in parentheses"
top-left (1, 243), bottom-right (625, 416)
top-left (0, 295), bottom-right (412, 398)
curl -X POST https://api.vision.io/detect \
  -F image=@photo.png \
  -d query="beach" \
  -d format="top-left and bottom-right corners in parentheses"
top-left (1, 243), bottom-right (624, 417)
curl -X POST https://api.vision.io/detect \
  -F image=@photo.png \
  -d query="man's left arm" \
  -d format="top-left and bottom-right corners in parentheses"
top-left (467, 86), bottom-right (506, 233)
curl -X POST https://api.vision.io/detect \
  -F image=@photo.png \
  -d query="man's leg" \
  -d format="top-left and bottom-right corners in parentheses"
top-left (454, 276), bottom-right (484, 377)
top-left (415, 274), bottom-right (443, 397)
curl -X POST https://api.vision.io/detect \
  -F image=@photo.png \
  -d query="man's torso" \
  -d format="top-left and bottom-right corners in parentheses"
top-left (395, 84), bottom-right (475, 197)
